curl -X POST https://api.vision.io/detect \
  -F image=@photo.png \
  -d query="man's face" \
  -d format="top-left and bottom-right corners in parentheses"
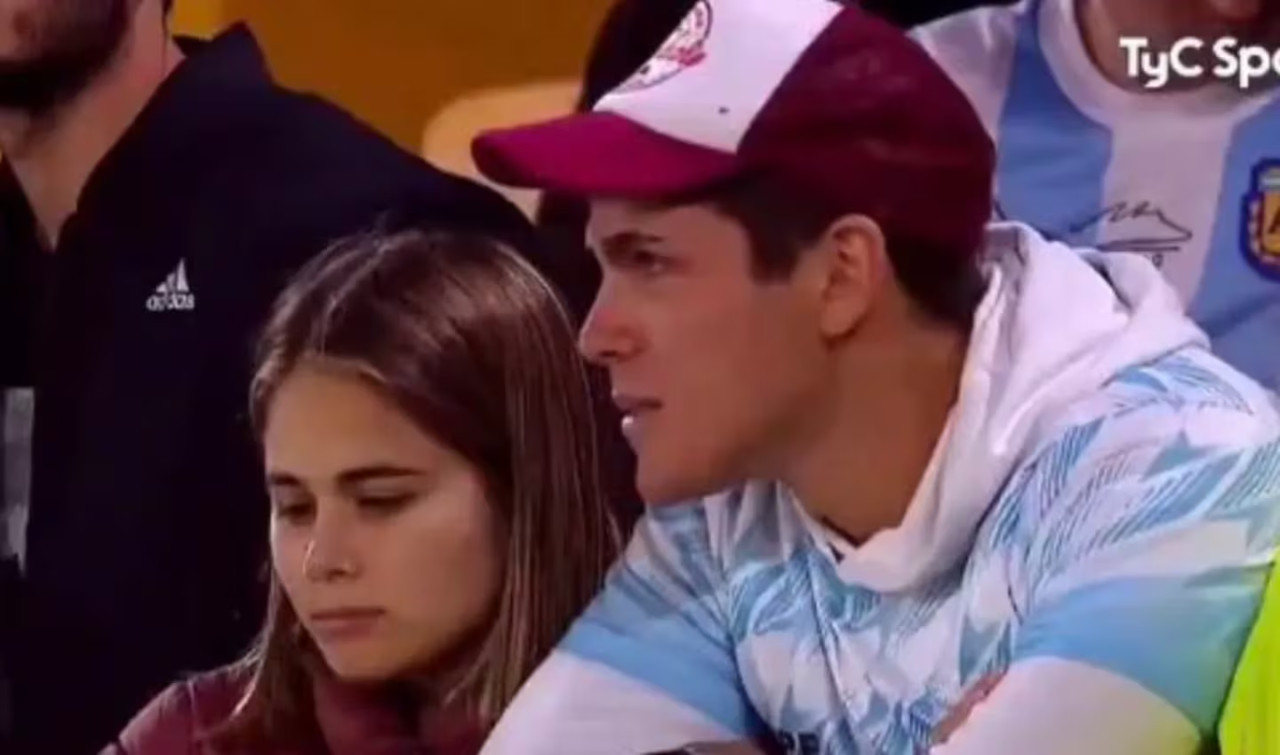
top-left (1199, 0), bottom-right (1280, 44)
top-left (0, 0), bottom-right (131, 111)
top-left (1126, 0), bottom-right (1280, 46)
top-left (581, 200), bottom-right (832, 505)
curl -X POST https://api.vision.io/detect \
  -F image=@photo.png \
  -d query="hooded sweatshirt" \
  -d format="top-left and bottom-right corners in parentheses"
top-left (478, 223), bottom-right (1280, 755)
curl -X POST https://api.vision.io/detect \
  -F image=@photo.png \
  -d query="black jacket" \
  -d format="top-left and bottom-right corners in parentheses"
top-left (0, 26), bottom-right (559, 755)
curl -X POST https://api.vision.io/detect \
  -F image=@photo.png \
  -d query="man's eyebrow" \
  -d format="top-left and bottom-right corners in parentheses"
top-left (596, 231), bottom-right (666, 262)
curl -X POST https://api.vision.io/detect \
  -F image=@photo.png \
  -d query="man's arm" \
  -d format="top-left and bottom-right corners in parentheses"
top-left (907, 2), bottom-right (1024, 142)
top-left (481, 505), bottom-right (767, 755)
top-left (930, 659), bottom-right (1199, 754)
top-left (935, 425), bottom-right (1280, 753)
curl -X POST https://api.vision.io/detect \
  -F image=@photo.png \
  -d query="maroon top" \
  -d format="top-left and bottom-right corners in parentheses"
top-left (102, 665), bottom-right (485, 755)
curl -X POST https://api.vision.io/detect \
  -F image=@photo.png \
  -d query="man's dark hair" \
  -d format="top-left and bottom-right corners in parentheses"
top-left (163, 0), bottom-right (174, 14)
top-left (671, 174), bottom-right (987, 331)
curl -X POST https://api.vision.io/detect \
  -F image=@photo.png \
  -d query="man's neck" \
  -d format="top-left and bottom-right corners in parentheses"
top-left (1077, 0), bottom-right (1153, 90)
top-left (0, 9), bottom-right (183, 249)
top-left (781, 318), bottom-right (968, 545)
top-left (1077, 0), bottom-right (1280, 94)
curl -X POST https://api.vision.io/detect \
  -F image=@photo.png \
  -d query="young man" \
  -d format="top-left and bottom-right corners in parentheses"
top-left (470, 0), bottom-right (1280, 753)
top-left (912, 0), bottom-right (1280, 392)
top-left (0, 1), bottom-right (550, 753)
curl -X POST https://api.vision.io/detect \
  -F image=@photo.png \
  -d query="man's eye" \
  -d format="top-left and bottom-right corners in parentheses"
top-left (627, 249), bottom-right (672, 275)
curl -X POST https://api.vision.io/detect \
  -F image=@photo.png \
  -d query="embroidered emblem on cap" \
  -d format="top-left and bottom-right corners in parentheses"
top-left (1243, 159), bottom-right (1280, 281)
top-left (615, 0), bottom-right (713, 94)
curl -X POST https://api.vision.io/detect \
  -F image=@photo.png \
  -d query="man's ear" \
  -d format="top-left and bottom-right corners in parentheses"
top-left (810, 214), bottom-right (889, 340)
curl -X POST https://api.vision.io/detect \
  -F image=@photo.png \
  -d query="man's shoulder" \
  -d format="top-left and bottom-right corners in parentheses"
top-left (172, 86), bottom-right (533, 282)
top-left (234, 87), bottom-right (427, 183)
top-left (986, 346), bottom-right (1280, 557)
top-left (910, 1), bottom-right (1032, 133)
top-left (1071, 347), bottom-right (1278, 452)
top-left (634, 482), bottom-right (814, 578)
top-left (910, 0), bottom-right (1029, 55)
top-left (211, 87), bottom-right (519, 229)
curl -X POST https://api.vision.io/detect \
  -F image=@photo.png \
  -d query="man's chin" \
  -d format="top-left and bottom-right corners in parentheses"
top-left (0, 58), bottom-right (96, 111)
top-left (0, 73), bottom-right (60, 111)
top-left (636, 465), bottom-right (731, 507)
top-left (0, 0), bottom-right (130, 111)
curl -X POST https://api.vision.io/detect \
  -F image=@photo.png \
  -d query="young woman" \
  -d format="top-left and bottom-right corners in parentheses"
top-left (105, 228), bottom-right (620, 755)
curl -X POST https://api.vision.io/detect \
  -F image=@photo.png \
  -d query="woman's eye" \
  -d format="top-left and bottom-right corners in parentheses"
top-left (274, 498), bottom-right (315, 524)
top-left (357, 493), bottom-right (415, 514)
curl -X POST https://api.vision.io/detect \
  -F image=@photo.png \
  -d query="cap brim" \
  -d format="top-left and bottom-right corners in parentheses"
top-left (472, 111), bottom-right (740, 200)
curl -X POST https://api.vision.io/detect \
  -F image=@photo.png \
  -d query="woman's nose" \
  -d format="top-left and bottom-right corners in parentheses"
top-left (302, 519), bottom-right (361, 582)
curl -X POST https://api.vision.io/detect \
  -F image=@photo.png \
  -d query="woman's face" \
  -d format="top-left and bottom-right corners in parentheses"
top-left (263, 359), bottom-right (502, 683)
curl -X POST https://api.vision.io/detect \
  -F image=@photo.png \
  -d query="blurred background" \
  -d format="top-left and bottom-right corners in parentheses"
top-left (171, 0), bottom-right (995, 213)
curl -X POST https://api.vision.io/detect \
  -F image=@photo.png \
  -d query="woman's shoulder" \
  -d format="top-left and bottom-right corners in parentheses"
top-left (105, 664), bottom-right (253, 755)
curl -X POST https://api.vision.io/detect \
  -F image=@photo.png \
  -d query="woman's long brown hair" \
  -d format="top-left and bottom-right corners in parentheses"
top-left (211, 227), bottom-right (620, 749)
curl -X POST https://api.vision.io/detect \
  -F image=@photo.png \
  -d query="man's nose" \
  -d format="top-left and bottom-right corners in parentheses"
top-left (578, 289), bottom-right (642, 367)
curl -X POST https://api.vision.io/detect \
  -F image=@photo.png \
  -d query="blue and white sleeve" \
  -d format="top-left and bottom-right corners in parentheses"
top-left (944, 418), bottom-right (1280, 754)
top-left (481, 503), bottom-right (766, 755)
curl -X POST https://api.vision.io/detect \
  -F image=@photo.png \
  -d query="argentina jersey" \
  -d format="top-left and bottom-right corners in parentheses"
top-left (482, 227), bottom-right (1280, 755)
top-left (913, 0), bottom-right (1280, 392)
top-left (498, 348), bottom-right (1280, 755)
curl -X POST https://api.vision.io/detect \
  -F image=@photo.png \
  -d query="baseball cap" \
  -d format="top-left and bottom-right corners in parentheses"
top-left (471, 0), bottom-right (996, 257)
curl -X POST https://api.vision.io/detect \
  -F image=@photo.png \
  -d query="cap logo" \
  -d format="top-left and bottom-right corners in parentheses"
top-left (615, 0), bottom-right (714, 94)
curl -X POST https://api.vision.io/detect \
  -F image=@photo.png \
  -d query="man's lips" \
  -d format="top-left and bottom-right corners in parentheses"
top-left (613, 393), bottom-right (662, 439)
top-left (612, 392), bottom-right (662, 415)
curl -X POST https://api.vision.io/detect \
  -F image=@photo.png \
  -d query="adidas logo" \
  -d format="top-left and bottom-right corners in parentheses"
top-left (146, 260), bottom-right (196, 312)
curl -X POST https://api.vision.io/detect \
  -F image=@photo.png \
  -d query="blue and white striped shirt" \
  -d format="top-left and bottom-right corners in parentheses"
top-left (913, 0), bottom-right (1280, 392)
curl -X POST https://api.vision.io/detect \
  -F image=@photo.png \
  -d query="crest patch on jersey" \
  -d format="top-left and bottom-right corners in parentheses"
top-left (1242, 159), bottom-right (1280, 281)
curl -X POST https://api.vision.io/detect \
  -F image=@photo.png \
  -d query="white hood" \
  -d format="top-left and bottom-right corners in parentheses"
top-left (832, 222), bottom-right (1209, 592)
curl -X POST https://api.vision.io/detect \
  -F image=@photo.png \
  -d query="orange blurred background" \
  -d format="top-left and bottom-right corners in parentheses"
top-left (172, 0), bottom-right (603, 153)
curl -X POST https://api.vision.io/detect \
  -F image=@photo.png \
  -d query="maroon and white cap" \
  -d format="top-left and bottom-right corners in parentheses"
top-left (472, 0), bottom-right (996, 258)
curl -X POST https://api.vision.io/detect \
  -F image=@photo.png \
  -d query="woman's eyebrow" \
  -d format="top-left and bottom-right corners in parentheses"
top-left (335, 465), bottom-right (426, 487)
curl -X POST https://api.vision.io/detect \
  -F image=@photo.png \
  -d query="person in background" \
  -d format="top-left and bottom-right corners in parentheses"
top-left (871, 0), bottom-right (1005, 27)
top-left (912, 0), bottom-right (1280, 392)
top-left (469, 0), bottom-right (1280, 752)
top-left (0, 1), bottom-right (561, 752)
top-left (105, 228), bottom-right (620, 755)
top-left (1219, 568), bottom-right (1280, 754)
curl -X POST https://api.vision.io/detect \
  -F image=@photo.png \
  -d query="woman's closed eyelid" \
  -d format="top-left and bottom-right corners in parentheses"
top-left (271, 495), bottom-right (316, 523)
top-left (353, 489), bottom-right (420, 514)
